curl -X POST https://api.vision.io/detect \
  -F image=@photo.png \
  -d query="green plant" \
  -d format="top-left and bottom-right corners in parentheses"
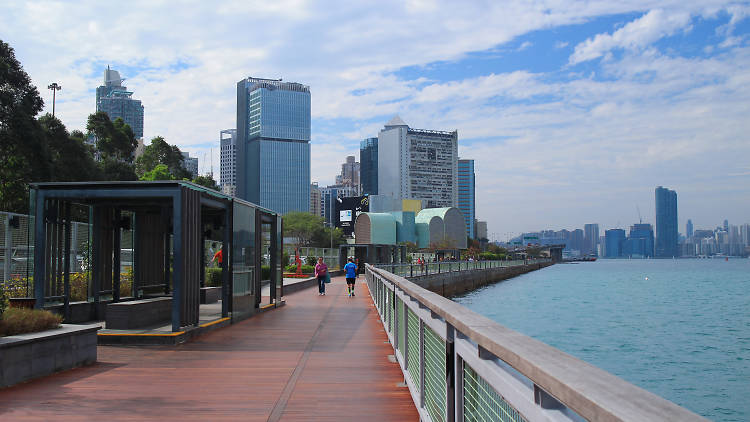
top-left (0, 290), bottom-right (7, 319)
top-left (305, 256), bottom-right (317, 266)
top-left (205, 267), bottom-right (223, 287)
top-left (0, 277), bottom-right (31, 298)
top-left (0, 307), bottom-right (62, 336)
top-left (284, 264), bottom-right (314, 274)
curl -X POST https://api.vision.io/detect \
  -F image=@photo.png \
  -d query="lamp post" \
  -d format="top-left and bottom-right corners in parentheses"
top-left (47, 83), bottom-right (62, 117)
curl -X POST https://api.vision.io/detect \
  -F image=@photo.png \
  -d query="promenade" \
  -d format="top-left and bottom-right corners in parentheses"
top-left (0, 276), bottom-right (417, 421)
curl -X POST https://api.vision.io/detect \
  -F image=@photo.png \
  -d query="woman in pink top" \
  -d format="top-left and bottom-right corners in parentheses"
top-left (315, 257), bottom-right (328, 296)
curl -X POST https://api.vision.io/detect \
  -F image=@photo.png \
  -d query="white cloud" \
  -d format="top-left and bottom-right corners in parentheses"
top-left (569, 9), bottom-right (692, 65)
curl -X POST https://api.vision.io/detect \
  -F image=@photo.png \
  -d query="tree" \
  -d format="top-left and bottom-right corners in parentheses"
top-left (311, 226), bottom-right (346, 248)
top-left (39, 115), bottom-right (100, 182)
top-left (191, 174), bottom-right (220, 191)
top-left (135, 136), bottom-right (191, 179)
top-left (283, 212), bottom-right (327, 247)
top-left (0, 40), bottom-right (47, 212)
top-left (140, 164), bottom-right (174, 181)
top-left (87, 112), bottom-right (137, 162)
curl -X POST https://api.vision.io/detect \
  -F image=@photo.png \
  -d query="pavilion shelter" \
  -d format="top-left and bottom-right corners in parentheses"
top-left (29, 181), bottom-right (282, 332)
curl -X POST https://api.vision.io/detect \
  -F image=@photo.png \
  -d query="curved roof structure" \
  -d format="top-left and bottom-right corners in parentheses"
top-left (415, 207), bottom-right (467, 249)
top-left (354, 212), bottom-right (397, 245)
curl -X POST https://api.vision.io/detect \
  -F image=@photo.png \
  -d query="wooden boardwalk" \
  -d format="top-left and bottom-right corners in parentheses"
top-left (0, 276), bottom-right (418, 421)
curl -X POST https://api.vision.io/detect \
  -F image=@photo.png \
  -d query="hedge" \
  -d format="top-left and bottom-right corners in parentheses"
top-left (0, 307), bottom-right (63, 336)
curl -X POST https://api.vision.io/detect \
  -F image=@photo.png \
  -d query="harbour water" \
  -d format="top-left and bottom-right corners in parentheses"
top-left (453, 259), bottom-right (750, 422)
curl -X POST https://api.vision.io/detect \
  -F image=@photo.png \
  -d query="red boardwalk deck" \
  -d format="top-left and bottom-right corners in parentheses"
top-left (0, 277), bottom-right (417, 421)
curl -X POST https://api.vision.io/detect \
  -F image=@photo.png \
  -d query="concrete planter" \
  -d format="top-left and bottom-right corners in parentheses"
top-left (0, 324), bottom-right (100, 388)
top-left (8, 298), bottom-right (36, 309)
top-left (200, 287), bottom-right (221, 304)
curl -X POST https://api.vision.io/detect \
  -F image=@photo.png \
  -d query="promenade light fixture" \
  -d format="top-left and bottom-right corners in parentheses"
top-left (47, 82), bottom-right (62, 117)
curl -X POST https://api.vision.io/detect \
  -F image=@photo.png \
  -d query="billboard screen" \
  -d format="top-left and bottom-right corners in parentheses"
top-left (335, 196), bottom-right (369, 236)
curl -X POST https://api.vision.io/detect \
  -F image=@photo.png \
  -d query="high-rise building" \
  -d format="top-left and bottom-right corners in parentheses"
top-left (686, 219), bottom-right (694, 238)
top-left (457, 159), bottom-right (475, 239)
top-left (360, 137), bottom-right (378, 195)
top-left (309, 182), bottom-right (322, 217)
top-left (604, 229), bottom-right (626, 258)
top-left (569, 229), bottom-right (584, 255)
top-left (236, 77), bottom-right (310, 214)
top-left (181, 152), bottom-right (199, 178)
top-left (655, 186), bottom-right (678, 257)
top-left (625, 223), bottom-right (654, 257)
top-left (583, 224), bottom-right (599, 256)
top-left (475, 220), bottom-right (488, 240)
top-left (219, 129), bottom-right (237, 196)
top-left (377, 116), bottom-right (458, 208)
top-left (96, 66), bottom-right (144, 139)
top-left (335, 155), bottom-right (360, 193)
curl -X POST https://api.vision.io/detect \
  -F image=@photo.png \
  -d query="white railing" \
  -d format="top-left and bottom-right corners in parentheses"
top-left (365, 264), bottom-right (707, 422)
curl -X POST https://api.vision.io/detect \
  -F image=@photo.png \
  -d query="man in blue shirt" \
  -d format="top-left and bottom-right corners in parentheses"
top-left (344, 257), bottom-right (358, 297)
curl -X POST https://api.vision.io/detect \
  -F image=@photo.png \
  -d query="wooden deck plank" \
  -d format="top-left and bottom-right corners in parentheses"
top-left (0, 276), bottom-right (417, 421)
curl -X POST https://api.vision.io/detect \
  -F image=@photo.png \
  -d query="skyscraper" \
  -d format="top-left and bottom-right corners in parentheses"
top-left (309, 182), bottom-right (322, 217)
top-left (236, 77), bottom-right (310, 214)
top-left (360, 137), bottom-right (378, 195)
top-left (625, 223), bottom-right (654, 257)
top-left (219, 129), bottom-right (237, 196)
top-left (181, 152), bottom-right (198, 178)
top-left (686, 219), bottom-right (694, 238)
top-left (377, 116), bottom-right (458, 208)
top-left (335, 155), bottom-right (360, 193)
top-left (604, 229), bottom-right (626, 258)
top-left (583, 224), bottom-right (599, 256)
top-left (457, 159), bottom-right (475, 238)
top-left (96, 66), bottom-right (144, 139)
top-left (655, 186), bottom-right (678, 257)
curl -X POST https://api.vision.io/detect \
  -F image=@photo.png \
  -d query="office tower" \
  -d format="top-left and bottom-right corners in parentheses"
top-left (181, 152), bottom-right (199, 178)
top-left (655, 186), bottom-right (678, 257)
top-left (583, 224), bottom-right (599, 256)
top-left (96, 66), bottom-right (144, 139)
top-left (377, 116), bottom-right (458, 208)
top-left (570, 229), bottom-right (584, 255)
top-left (457, 159), bottom-right (475, 238)
top-left (336, 155), bottom-right (360, 193)
top-left (686, 219), bottom-right (693, 238)
top-left (220, 129), bottom-right (237, 196)
top-left (723, 219), bottom-right (729, 232)
top-left (475, 221), bottom-right (488, 240)
top-left (309, 183), bottom-right (322, 217)
top-left (236, 77), bottom-right (310, 214)
top-left (604, 229), bottom-right (626, 258)
top-left (625, 223), bottom-right (654, 257)
top-left (360, 137), bottom-right (378, 195)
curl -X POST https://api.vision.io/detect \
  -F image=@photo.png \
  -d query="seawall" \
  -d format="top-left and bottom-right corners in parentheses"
top-left (409, 261), bottom-right (553, 297)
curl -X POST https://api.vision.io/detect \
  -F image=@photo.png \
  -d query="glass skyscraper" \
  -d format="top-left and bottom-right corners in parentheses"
top-left (604, 229), bottom-right (626, 258)
top-left (655, 186), bottom-right (678, 257)
top-left (236, 78), bottom-right (310, 214)
top-left (360, 137), bottom-right (378, 195)
top-left (457, 159), bottom-right (475, 238)
top-left (96, 66), bottom-right (144, 139)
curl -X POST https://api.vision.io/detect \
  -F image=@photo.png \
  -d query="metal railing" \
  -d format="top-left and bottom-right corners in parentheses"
top-left (365, 264), bottom-right (707, 422)
top-left (373, 259), bottom-right (549, 278)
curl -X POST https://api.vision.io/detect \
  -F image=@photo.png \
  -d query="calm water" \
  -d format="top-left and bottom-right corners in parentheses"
top-left (453, 259), bottom-right (750, 422)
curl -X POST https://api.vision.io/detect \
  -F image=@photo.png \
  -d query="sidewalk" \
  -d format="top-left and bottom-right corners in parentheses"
top-left (0, 276), bottom-right (417, 421)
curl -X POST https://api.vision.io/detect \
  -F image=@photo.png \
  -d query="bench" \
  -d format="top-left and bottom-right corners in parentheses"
top-left (105, 297), bottom-right (172, 329)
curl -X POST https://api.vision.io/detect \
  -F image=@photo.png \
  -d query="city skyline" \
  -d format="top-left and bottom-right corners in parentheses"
top-left (3, 2), bottom-right (749, 237)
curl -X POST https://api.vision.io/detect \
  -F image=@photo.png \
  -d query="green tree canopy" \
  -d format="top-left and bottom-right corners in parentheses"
top-left (191, 174), bottom-right (220, 191)
top-left (140, 164), bottom-right (174, 181)
top-left (87, 112), bottom-right (137, 162)
top-left (135, 136), bottom-right (191, 179)
top-left (39, 115), bottom-right (101, 182)
top-left (0, 40), bottom-right (47, 212)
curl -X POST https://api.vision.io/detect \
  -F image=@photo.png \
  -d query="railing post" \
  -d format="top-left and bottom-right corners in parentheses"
top-left (410, 264), bottom-right (413, 278)
top-left (438, 262), bottom-right (441, 274)
top-left (446, 324), bottom-right (456, 422)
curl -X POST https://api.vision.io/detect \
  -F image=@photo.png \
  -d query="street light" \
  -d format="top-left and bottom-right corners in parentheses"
top-left (47, 82), bottom-right (62, 117)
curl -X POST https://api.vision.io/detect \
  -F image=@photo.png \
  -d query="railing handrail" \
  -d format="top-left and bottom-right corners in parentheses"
top-left (367, 264), bottom-right (707, 422)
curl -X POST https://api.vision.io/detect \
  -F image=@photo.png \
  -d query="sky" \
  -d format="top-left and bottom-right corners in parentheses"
top-left (2, 1), bottom-right (749, 240)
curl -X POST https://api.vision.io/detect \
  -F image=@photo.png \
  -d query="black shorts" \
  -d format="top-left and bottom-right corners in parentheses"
top-left (346, 278), bottom-right (356, 285)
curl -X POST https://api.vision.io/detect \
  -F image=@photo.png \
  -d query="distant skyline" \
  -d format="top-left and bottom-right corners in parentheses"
top-left (2, 1), bottom-right (749, 239)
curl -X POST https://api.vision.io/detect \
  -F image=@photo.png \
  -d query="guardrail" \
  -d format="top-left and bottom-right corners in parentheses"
top-left (365, 264), bottom-right (707, 422)
top-left (373, 259), bottom-right (550, 278)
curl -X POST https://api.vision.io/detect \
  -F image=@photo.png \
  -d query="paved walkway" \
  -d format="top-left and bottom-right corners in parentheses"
top-left (0, 276), bottom-right (417, 421)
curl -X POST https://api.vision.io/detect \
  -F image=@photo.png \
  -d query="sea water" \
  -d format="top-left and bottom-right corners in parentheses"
top-left (453, 259), bottom-right (750, 421)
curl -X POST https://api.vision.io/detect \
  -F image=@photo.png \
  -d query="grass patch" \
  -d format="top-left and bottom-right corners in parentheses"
top-left (0, 308), bottom-right (63, 337)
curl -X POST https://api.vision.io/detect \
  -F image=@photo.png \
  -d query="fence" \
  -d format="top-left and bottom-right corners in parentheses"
top-left (365, 264), bottom-right (707, 422)
top-left (374, 259), bottom-right (548, 278)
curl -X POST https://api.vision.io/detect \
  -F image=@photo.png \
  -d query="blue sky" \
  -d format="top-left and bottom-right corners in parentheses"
top-left (2, 1), bottom-right (749, 239)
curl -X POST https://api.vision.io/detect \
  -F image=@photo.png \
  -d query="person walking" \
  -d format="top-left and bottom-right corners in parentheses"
top-left (315, 257), bottom-right (328, 296)
top-left (344, 257), bottom-right (357, 297)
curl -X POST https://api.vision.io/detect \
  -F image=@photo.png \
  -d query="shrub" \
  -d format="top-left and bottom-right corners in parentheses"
top-left (284, 264), bottom-right (314, 274)
top-left (0, 307), bottom-right (62, 336)
top-left (205, 268), bottom-right (223, 287)
top-left (305, 256), bottom-right (317, 266)
top-left (0, 290), bottom-right (7, 319)
top-left (261, 265), bottom-right (270, 280)
top-left (0, 277), bottom-right (31, 298)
